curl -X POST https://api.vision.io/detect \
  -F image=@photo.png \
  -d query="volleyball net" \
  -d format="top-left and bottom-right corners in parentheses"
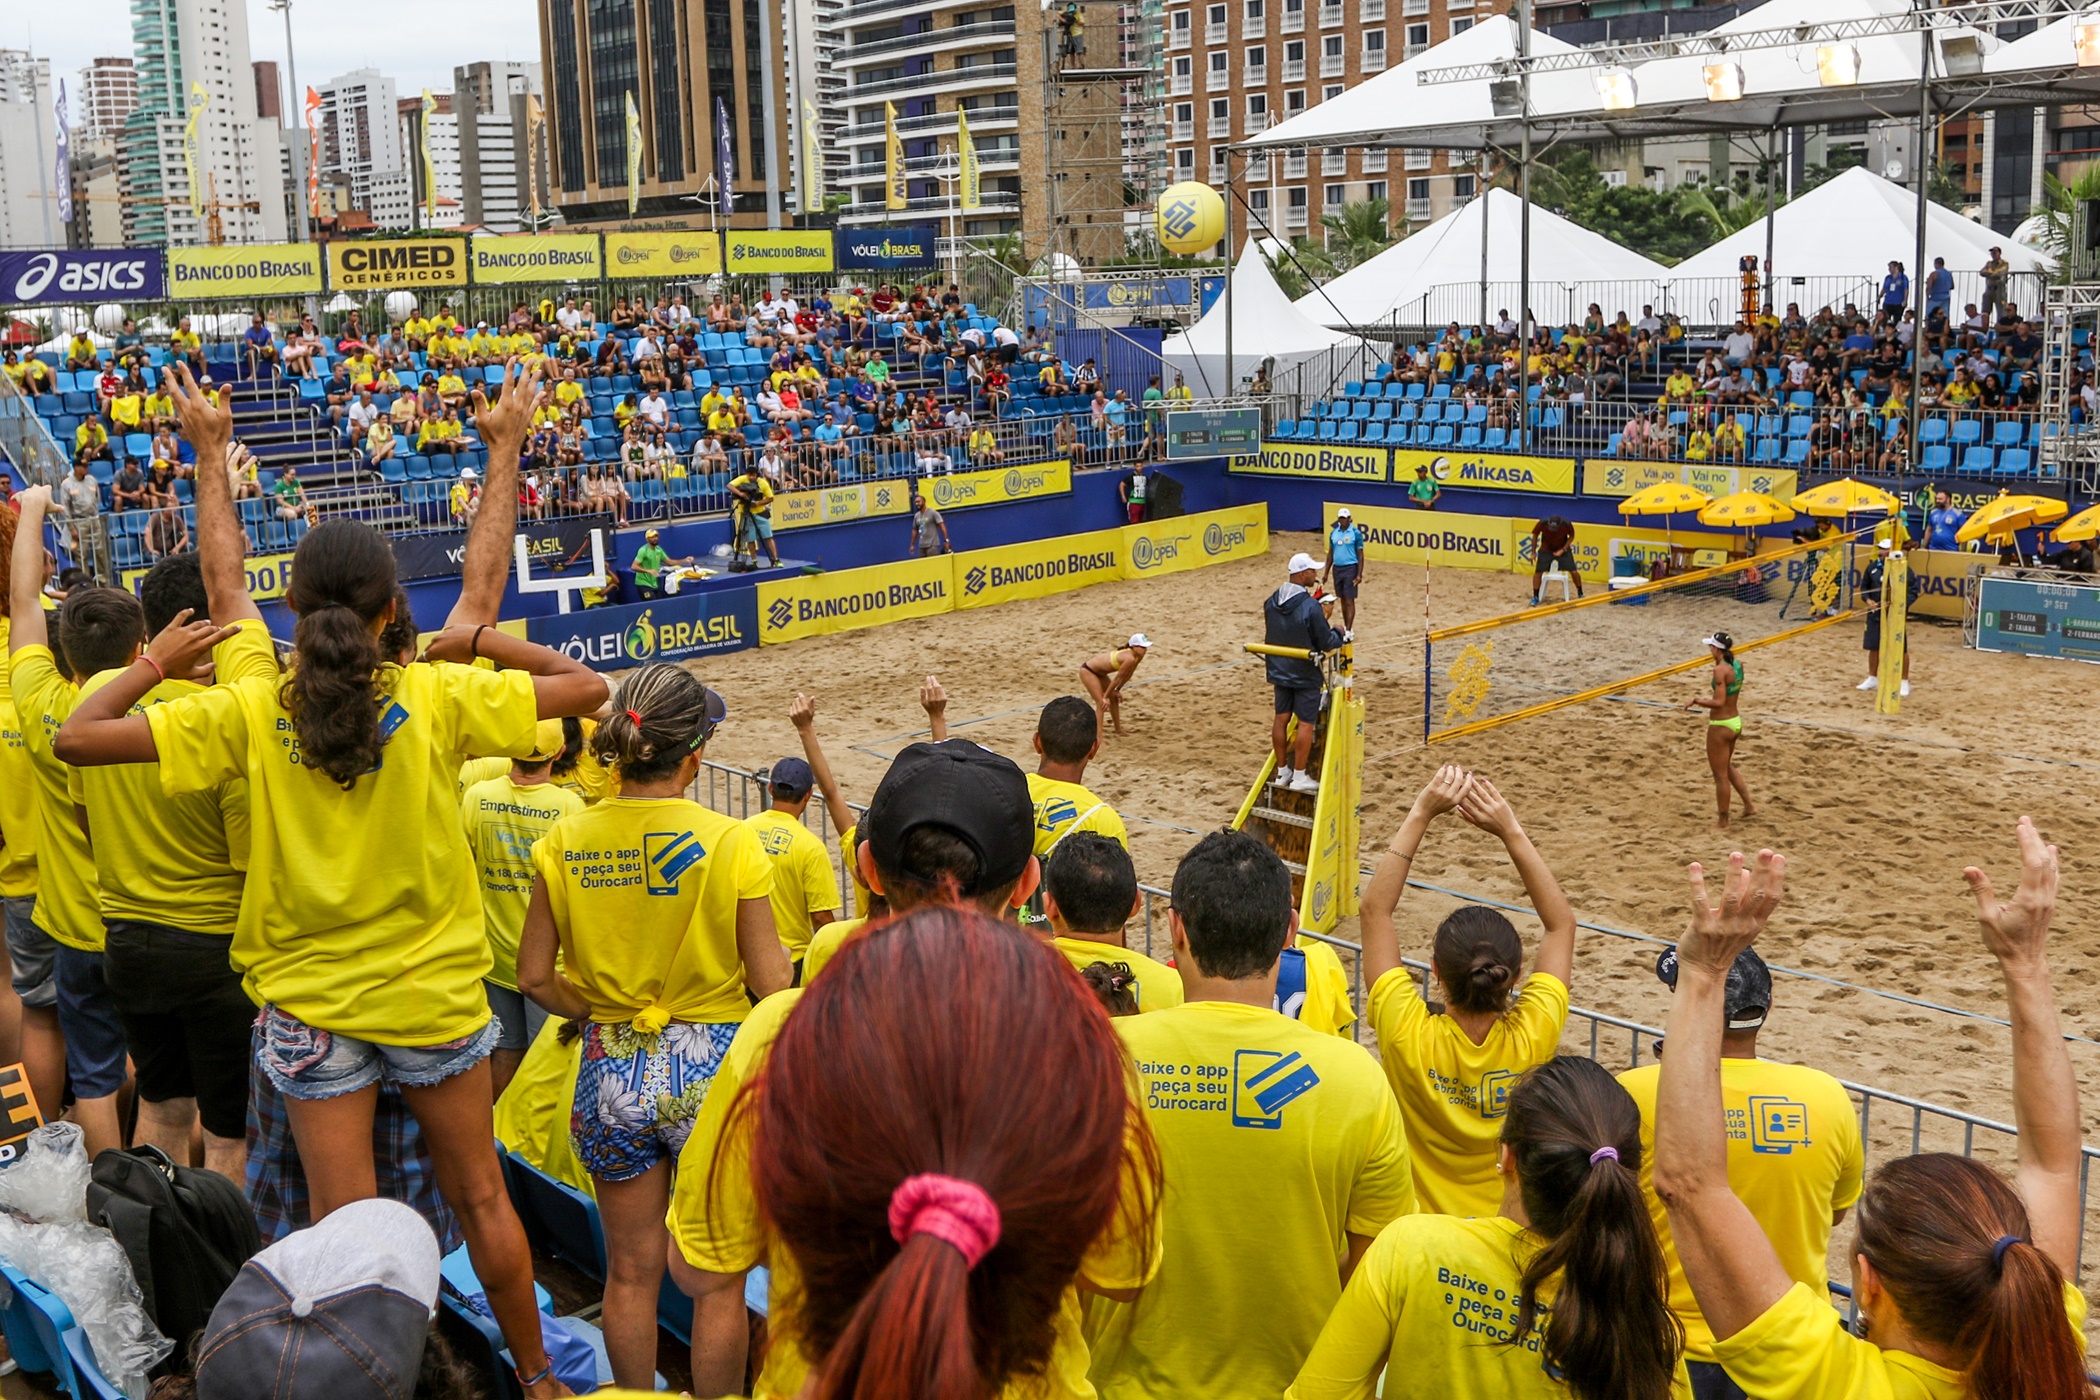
top-left (1422, 527), bottom-right (1875, 744)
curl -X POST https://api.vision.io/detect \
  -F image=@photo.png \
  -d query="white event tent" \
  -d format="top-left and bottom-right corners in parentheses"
top-left (1162, 243), bottom-right (1365, 396)
top-left (1296, 187), bottom-right (1668, 328)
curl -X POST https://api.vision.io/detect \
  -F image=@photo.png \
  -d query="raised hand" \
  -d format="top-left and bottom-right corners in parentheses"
top-left (1679, 849), bottom-right (1786, 977)
top-left (1456, 774), bottom-right (1519, 838)
top-left (419, 623), bottom-right (482, 665)
top-left (470, 358), bottom-right (547, 459)
top-left (1964, 816), bottom-right (2058, 973)
top-left (919, 675), bottom-right (948, 720)
top-left (1411, 764), bottom-right (1473, 820)
top-left (789, 693), bottom-right (817, 731)
top-left (145, 609), bottom-right (238, 683)
top-left (166, 362), bottom-right (234, 458)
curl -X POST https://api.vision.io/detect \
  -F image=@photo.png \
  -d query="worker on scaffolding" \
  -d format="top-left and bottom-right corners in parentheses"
top-left (1265, 552), bottom-right (1342, 795)
top-left (1057, 0), bottom-right (1086, 64)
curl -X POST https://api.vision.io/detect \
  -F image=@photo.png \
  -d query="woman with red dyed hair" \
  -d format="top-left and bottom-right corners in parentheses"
top-left (689, 904), bottom-right (1159, 1400)
top-left (1654, 821), bottom-right (2091, 1400)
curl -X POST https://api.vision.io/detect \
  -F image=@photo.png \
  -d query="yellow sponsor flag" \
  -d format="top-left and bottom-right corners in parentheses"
top-left (884, 101), bottom-right (907, 211)
top-left (526, 94), bottom-right (546, 224)
top-left (624, 91), bottom-right (643, 215)
top-left (183, 81), bottom-right (210, 218)
top-left (801, 98), bottom-right (824, 214)
top-left (420, 89), bottom-right (439, 223)
top-left (957, 106), bottom-right (981, 213)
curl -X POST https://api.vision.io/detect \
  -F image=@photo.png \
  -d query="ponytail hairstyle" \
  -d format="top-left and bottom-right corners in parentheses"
top-left (1079, 960), bottom-right (1140, 1016)
top-left (1503, 1056), bottom-right (1681, 1400)
top-left (280, 521), bottom-right (399, 790)
top-left (591, 664), bottom-right (715, 786)
top-left (377, 585), bottom-right (418, 665)
top-left (1431, 905), bottom-right (1524, 1016)
top-left (1853, 1154), bottom-right (2091, 1400)
top-left (0, 505), bottom-right (15, 618)
top-left (746, 907), bottom-right (1159, 1400)
top-left (1707, 631), bottom-right (1737, 667)
top-left (550, 717), bottom-right (585, 779)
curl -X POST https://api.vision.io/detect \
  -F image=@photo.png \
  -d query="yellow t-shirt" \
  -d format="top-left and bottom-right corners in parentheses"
top-left (837, 821), bottom-right (872, 918)
top-left (1286, 1214), bottom-right (1691, 1400)
top-left (1087, 1001), bottom-right (1415, 1400)
top-left (744, 809), bottom-right (840, 962)
top-left (529, 796), bottom-right (772, 1026)
top-left (670, 987), bottom-right (1159, 1400)
top-left (461, 775), bottom-right (586, 990)
top-left (8, 647), bottom-right (100, 950)
top-left (63, 622), bottom-right (274, 934)
top-left (144, 660), bottom-right (540, 1044)
top-left (0, 618), bottom-right (39, 899)
top-left (555, 380), bottom-right (586, 407)
top-left (1291, 939), bottom-right (1357, 1038)
top-left (1619, 1059), bottom-right (1865, 1362)
top-left (1026, 773), bottom-right (1129, 856)
top-left (1052, 936), bottom-right (1183, 1012)
top-left (493, 1016), bottom-right (593, 1196)
top-left (456, 754), bottom-right (511, 795)
top-left (798, 914), bottom-right (865, 983)
top-left (1711, 1279), bottom-right (2087, 1400)
top-left (1367, 968), bottom-right (1570, 1217)
top-left (109, 395), bottom-right (142, 429)
top-left (551, 720), bottom-right (612, 804)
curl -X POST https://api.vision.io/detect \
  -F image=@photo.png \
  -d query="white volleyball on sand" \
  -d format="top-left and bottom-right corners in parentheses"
top-left (384, 291), bottom-right (418, 323)
top-left (93, 304), bottom-right (127, 335)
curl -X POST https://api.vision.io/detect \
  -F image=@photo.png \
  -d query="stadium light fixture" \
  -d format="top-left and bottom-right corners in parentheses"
top-left (1816, 42), bottom-right (1861, 86)
top-left (1702, 62), bottom-right (1745, 101)
top-left (2078, 20), bottom-right (2100, 67)
top-left (1595, 67), bottom-right (1639, 110)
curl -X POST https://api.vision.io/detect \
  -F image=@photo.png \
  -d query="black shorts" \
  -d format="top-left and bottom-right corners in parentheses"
top-left (1538, 546), bottom-right (1577, 574)
top-left (1331, 563), bottom-right (1361, 600)
top-left (1274, 684), bottom-right (1321, 724)
top-left (1863, 612), bottom-right (1881, 649)
top-left (102, 919), bottom-right (258, 1139)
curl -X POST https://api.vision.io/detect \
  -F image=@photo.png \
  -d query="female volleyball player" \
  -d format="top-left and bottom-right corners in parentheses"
top-left (1078, 634), bottom-right (1149, 736)
top-left (56, 361), bottom-right (606, 1398)
top-left (1685, 632), bottom-right (1755, 831)
top-left (1654, 826), bottom-right (2089, 1400)
top-left (1357, 767), bottom-right (1576, 1216)
top-left (1288, 1056), bottom-right (1683, 1400)
top-left (516, 664), bottom-right (792, 1389)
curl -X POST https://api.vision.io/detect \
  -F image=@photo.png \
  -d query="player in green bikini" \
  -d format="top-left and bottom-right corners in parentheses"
top-left (1686, 631), bottom-right (1756, 830)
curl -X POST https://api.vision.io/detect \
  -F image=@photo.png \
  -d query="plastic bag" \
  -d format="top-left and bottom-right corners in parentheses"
top-left (0, 1124), bottom-right (174, 1397)
top-left (0, 1123), bottom-right (91, 1224)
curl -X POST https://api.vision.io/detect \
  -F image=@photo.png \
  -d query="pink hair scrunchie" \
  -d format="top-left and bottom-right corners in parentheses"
top-left (887, 1174), bottom-right (1002, 1269)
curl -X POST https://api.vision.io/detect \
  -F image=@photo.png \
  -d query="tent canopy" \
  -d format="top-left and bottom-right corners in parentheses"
top-left (1667, 166), bottom-right (2053, 282)
top-left (1162, 244), bottom-right (1364, 396)
top-left (1297, 187), bottom-right (1668, 327)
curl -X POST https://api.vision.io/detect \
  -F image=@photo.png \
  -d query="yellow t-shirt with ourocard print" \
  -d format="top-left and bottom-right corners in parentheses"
top-left (144, 660), bottom-right (539, 1045)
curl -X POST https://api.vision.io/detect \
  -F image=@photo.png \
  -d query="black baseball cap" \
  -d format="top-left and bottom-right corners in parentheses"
top-left (761, 756), bottom-right (815, 798)
top-left (865, 740), bottom-right (1033, 896)
top-left (1655, 945), bottom-right (1773, 1031)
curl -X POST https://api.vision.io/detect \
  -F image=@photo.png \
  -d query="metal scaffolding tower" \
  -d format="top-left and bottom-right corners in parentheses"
top-left (1040, 0), bottom-right (1166, 267)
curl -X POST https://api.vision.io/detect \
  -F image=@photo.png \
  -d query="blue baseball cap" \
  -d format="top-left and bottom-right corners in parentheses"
top-left (764, 756), bottom-right (815, 797)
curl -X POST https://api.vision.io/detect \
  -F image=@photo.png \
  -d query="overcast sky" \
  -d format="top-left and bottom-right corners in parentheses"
top-left (8, 0), bottom-right (539, 108)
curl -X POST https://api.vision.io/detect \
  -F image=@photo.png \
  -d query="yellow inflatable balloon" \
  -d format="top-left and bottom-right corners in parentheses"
top-left (1156, 182), bottom-right (1226, 255)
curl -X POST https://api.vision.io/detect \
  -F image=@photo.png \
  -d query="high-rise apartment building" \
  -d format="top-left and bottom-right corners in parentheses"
top-left (0, 51), bottom-right (63, 249)
top-left (253, 60), bottom-right (281, 122)
top-left (75, 58), bottom-right (140, 145)
top-left (785, 0), bottom-right (848, 210)
top-left (537, 0), bottom-right (795, 226)
top-left (456, 61), bottom-right (549, 231)
top-left (317, 69), bottom-right (405, 220)
top-left (120, 0), bottom-right (287, 246)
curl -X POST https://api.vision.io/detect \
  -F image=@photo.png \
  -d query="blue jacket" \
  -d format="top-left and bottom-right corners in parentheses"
top-left (1263, 583), bottom-right (1342, 687)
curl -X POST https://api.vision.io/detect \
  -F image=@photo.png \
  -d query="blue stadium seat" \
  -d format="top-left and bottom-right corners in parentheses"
top-left (1950, 419), bottom-right (1983, 447)
top-left (1959, 446), bottom-right (1995, 475)
top-left (1783, 440), bottom-right (1810, 465)
top-left (1990, 419), bottom-right (2023, 448)
top-left (1995, 448), bottom-right (2032, 477)
top-left (1920, 444), bottom-right (1953, 472)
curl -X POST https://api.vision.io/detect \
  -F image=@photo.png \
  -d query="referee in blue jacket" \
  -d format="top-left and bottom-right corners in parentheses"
top-left (1265, 551), bottom-right (1342, 793)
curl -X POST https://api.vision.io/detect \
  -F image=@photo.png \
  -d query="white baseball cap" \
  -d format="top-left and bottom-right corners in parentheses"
top-left (1335, 507), bottom-right (1352, 519)
top-left (1128, 633), bottom-right (1152, 649)
top-left (1288, 552), bottom-right (1323, 574)
top-left (459, 466), bottom-right (478, 479)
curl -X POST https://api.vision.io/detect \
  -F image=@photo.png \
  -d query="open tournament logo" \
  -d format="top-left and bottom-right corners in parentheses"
top-left (963, 565), bottom-right (988, 596)
top-left (1203, 521), bottom-right (1249, 555)
top-left (767, 597), bottom-right (795, 631)
top-left (1003, 469), bottom-right (1025, 495)
top-left (1130, 535), bottom-right (1157, 569)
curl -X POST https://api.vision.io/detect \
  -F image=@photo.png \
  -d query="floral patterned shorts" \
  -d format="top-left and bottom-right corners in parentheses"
top-left (571, 1020), bottom-right (739, 1182)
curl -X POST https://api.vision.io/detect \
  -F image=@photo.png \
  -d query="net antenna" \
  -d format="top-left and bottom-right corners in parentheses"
top-left (514, 528), bottom-right (609, 615)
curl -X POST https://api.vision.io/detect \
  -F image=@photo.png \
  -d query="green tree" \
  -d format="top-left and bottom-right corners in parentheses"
top-left (1263, 237), bottom-right (1337, 299)
top-left (2036, 166), bottom-right (2100, 261)
top-left (1320, 198), bottom-right (1397, 273)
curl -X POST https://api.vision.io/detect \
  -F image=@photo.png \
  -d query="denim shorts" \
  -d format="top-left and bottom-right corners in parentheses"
top-left (485, 982), bottom-right (548, 1054)
top-left (2, 897), bottom-right (54, 1010)
top-left (54, 947), bottom-right (129, 1099)
top-left (255, 1004), bottom-right (501, 1101)
top-left (572, 1020), bottom-right (738, 1183)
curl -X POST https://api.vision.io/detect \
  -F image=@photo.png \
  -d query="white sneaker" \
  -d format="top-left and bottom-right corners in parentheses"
top-left (1287, 771), bottom-right (1321, 794)
top-left (1272, 767), bottom-right (1293, 788)
top-left (1899, 680), bottom-right (1911, 697)
top-left (1855, 677), bottom-right (1877, 691)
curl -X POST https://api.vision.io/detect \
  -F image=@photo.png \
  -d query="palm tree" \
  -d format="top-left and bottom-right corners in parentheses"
top-left (2036, 167), bottom-right (2100, 261)
top-left (1264, 237), bottom-right (1338, 299)
top-left (1320, 198), bottom-right (1397, 272)
top-left (1671, 184), bottom-right (1775, 242)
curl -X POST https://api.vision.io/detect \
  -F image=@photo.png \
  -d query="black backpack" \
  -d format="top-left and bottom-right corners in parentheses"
top-left (87, 1145), bottom-right (261, 1361)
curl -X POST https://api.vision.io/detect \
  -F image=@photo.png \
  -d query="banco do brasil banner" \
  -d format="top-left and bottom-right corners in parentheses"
top-left (528, 587), bottom-right (759, 671)
top-left (836, 226), bottom-right (939, 271)
top-left (919, 460), bottom-right (1072, 511)
top-left (327, 237), bottom-right (468, 290)
top-left (0, 249), bottom-right (164, 305)
top-left (725, 230), bottom-right (834, 274)
top-left (468, 234), bottom-right (604, 285)
top-left (169, 244), bottom-right (322, 298)
top-left (1331, 504), bottom-right (1515, 572)
top-left (1580, 458), bottom-right (1797, 502)
top-left (772, 480), bottom-right (912, 531)
top-left (604, 231), bottom-right (724, 279)
top-left (1230, 444), bottom-right (1390, 482)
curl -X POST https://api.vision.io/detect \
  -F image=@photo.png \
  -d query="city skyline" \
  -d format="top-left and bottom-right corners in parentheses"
top-left (6, 0), bottom-right (538, 108)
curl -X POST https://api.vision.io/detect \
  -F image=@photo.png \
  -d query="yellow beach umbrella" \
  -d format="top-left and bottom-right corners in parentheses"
top-left (1619, 481), bottom-right (1712, 516)
top-left (1789, 477), bottom-right (1902, 518)
top-left (2050, 503), bottom-right (2100, 543)
top-left (1955, 492), bottom-right (2068, 545)
top-left (1697, 490), bottom-right (1796, 528)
